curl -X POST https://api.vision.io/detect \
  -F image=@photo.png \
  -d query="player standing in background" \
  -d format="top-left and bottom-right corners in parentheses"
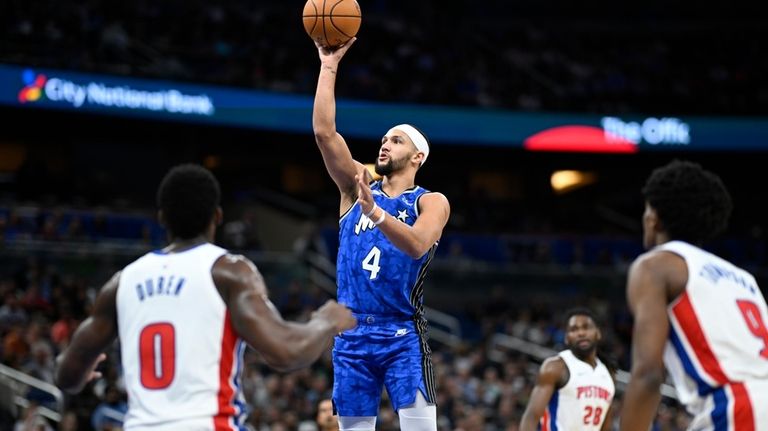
top-left (621, 160), bottom-right (768, 430)
top-left (312, 38), bottom-right (451, 431)
top-left (520, 308), bottom-right (615, 431)
top-left (55, 164), bottom-right (356, 430)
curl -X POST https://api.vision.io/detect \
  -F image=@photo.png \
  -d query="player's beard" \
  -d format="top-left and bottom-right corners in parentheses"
top-left (568, 340), bottom-right (596, 359)
top-left (375, 154), bottom-right (408, 177)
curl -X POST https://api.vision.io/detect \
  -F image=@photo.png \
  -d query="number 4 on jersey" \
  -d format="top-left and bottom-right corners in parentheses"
top-left (362, 246), bottom-right (381, 280)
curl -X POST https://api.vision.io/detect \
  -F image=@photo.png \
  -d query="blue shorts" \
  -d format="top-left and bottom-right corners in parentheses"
top-left (332, 315), bottom-right (436, 416)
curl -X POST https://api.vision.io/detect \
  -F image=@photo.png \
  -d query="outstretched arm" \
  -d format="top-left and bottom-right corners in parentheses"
top-left (313, 39), bottom-right (360, 209)
top-left (55, 272), bottom-right (120, 393)
top-left (355, 174), bottom-right (450, 259)
top-left (213, 254), bottom-right (356, 372)
top-left (620, 253), bottom-right (676, 431)
top-left (520, 357), bottom-right (567, 431)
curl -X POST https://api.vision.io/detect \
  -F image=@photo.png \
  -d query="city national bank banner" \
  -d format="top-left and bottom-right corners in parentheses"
top-left (2, 63), bottom-right (768, 152)
top-left (14, 68), bottom-right (214, 116)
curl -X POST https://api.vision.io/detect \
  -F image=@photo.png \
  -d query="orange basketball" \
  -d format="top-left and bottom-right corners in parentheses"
top-left (303, 0), bottom-right (361, 49)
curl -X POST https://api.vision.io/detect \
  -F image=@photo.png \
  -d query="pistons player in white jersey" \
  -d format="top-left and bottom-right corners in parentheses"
top-left (54, 164), bottom-right (356, 430)
top-left (520, 309), bottom-right (615, 431)
top-left (621, 160), bottom-right (768, 431)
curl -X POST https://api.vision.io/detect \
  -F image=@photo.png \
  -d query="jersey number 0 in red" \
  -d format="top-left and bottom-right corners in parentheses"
top-left (139, 323), bottom-right (176, 389)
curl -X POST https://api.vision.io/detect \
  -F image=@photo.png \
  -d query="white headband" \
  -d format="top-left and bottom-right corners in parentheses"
top-left (388, 124), bottom-right (430, 166)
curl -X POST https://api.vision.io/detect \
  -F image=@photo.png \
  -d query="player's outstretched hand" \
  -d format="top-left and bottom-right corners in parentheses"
top-left (315, 37), bottom-right (356, 66)
top-left (315, 300), bottom-right (357, 333)
top-left (355, 172), bottom-right (374, 216)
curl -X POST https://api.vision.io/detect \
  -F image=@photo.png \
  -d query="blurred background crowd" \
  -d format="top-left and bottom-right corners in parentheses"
top-left (1, 252), bottom-right (692, 431)
top-left (1, 0), bottom-right (765, 430)
top-left (2, 1), bottom-right (766, 115)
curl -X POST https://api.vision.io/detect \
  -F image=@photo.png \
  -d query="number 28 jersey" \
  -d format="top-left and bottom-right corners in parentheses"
top-left (337, 181), bottom-right (438, 317)
top-left (116, 243), bottom-right (247, 431)
top-left (542, 350), bottom-right (615, 431)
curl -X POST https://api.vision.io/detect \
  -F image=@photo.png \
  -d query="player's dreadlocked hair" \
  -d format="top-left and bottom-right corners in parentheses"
top-left (157, 164), bottom-right (221, 239)
top-left (642, 160), bottom-right (732, 244)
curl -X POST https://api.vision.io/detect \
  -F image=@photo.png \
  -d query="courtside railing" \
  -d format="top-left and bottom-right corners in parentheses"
top-left (0, 363), bottom-right (63, 423)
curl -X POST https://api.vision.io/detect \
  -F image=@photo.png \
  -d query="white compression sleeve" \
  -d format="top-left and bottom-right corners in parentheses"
top-left (398, 391), bottom-right (437, 431)
top-left (338, 416), bottom-right (377, 431)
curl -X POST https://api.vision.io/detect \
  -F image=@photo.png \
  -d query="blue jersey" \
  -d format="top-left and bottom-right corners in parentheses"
top-left (337, 181), bottom-right (438, 317)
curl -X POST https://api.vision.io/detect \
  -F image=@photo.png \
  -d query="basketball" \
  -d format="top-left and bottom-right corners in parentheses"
top-left (303, 0), bottom-right (361, 49)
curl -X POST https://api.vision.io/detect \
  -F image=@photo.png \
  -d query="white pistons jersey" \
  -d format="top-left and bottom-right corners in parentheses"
top-left (541, 350), bottom-right (614, 431)
top-left (659, 241), bottom-right (768, 430)
top-left (116, 243), bottom-right (247, 431)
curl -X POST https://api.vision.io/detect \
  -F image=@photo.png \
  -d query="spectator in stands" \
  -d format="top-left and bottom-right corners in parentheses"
top-left (20, 342), bottom-right (54, 384)
top-left (2, 1), bottom-right (764, 114)
top-left (58, 411), bottom-right (79, 431)
top-left (90, 385), bottom-right (127, 431)
top-left (0, 291), bottom-right (27, 328)
top-left (316, 398), bottom-right (338, 431)
top-left (12, 402), bottom-right (53, 431)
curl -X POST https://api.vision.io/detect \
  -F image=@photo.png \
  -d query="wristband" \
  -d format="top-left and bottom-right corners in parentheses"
top-left (373, 208), bottom-right (387, 225)
top-left (364, 204), bottom-right (378, 218)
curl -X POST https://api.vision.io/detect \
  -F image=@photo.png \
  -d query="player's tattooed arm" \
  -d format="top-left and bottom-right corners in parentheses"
top-left (313, 38), bottom-right (360, 210)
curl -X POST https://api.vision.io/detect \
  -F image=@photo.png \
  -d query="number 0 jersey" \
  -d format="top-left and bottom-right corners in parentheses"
top-left (542, 350), bottom-right (615, 431)
top-left (658, 241), bottom-right (768, 430)
top-left (116, 243), bottom-right (247, 431)
top-left (337, 181), bottom-right (437, 318)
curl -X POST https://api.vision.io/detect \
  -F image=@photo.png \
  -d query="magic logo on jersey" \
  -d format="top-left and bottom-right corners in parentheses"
top-left (353, 208), bottom-right (412, 235)
top-left (354, 213), bottom-right (376, 234)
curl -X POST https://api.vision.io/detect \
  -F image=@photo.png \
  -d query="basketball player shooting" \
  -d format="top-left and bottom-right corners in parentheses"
top-left (312, 38), bottom-right (450, 431)
top-left (54, 164), bottom-right (356, 430)
top-left (520, 308), bottom-right (615, 431)
top-left (621, 160), bottom-right (768, 430)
